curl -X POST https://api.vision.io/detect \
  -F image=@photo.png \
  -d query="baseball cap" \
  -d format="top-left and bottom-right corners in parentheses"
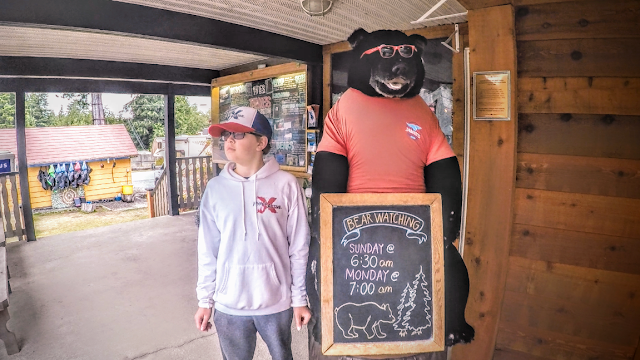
top-left (208, 106), bottom-right (272, 141)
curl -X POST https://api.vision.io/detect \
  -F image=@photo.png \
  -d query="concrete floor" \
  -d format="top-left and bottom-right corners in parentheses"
top-left (1, 213), bottom-right (309, 360)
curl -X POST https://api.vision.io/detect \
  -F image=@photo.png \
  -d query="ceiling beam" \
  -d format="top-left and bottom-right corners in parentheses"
top-left (455, 0), bottom-right (511, 10)
top-left (0, 0), bottom-right (322, 64)
top-left (0, 77), bottom-right (211, 96)
top-left (0, 57), bottom-right (218, 85)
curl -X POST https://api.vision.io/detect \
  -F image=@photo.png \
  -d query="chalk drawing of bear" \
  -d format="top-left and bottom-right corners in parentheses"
top-left (335, 302), bottom-right (396, 339)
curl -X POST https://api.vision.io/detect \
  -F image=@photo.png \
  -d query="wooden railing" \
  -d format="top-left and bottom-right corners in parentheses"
top-left (176, 156), bottom-right (216, 210)
top-left (148, 167), bottom-right (169, 218)
top-left (0, 172), bottom-right (26, 240)
top-left (148, 156), bottom-right (217, 217)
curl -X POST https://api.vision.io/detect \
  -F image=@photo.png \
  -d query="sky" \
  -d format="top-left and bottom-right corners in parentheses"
top-left (46, 93), bottom-right (211, 118)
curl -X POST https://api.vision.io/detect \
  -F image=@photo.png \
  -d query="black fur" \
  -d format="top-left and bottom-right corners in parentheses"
top-left (347, 29), bottom-right (427, 98)
top-left (307, 29), bottom-right (474, 357)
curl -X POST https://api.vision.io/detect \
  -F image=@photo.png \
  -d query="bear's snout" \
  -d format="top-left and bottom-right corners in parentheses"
top-left (392, 62), bottom-right (408, 76)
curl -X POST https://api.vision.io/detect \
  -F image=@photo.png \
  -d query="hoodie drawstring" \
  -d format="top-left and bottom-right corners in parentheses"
top-left (254, 179), bottom-right (260, 240)
top-left (240, 181), bottom-right (246, 239)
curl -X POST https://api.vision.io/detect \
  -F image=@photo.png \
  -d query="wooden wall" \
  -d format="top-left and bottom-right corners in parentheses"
top-left (26, 158), bottom-right (132, 209)
top-left (495, 0), bottom-right (640, 359)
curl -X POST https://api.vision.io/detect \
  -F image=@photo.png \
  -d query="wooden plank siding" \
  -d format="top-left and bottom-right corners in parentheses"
top-left (496, 0), bottom-right (640, 358)
top-left (519, 39), bottom-right (640, 78)
top-left (516, 153), bottom-right (640, 198)
top-left (517, 113), bottom-right (640, 159)
top-left (515, 0), bottom-right (640, 41)
top-left (26, 167), bottom-right (52, 208)
top-left (518, 77), bottom-right (640, 115)
top-left (83, 159), bottom-right (131, 202)
top-left (511, 224), bottom-right (640, 275)
top-left (450, 5), bottom-right (518, 360)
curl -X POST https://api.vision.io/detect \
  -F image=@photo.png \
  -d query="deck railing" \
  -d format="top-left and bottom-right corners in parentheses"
top-left (0, 172), bottom-right (26, 240)
top-left (148, 156), bottom-right (217, 217)
top-left (148, 167), bottom-right (169, 218)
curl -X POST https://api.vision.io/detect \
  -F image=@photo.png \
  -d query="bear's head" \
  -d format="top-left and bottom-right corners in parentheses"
top-left (347, 28), bottom-right (427, 98)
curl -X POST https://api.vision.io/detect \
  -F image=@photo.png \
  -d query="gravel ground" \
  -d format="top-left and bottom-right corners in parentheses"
top-left (99, 193), bottom-right (148, 211)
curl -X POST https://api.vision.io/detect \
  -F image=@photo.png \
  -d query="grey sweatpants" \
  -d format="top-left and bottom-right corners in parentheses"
top-left (214, 308), bottom-right (294, 360)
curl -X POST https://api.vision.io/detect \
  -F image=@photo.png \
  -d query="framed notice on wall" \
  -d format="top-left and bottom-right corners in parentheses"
top-left (319, 193), bottom-right (445, 356)
top-left (473, 70), bottom-right (511, 120)
top-left (212, 63), bottom-right (309, 173)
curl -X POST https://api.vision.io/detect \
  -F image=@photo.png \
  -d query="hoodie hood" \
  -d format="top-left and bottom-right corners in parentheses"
top-left (221, 158), bottom-right (280, 181)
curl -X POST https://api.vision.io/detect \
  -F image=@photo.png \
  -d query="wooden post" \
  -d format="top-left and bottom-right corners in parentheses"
top-left (450, 5), bottom-right (518, 360)
top-left (147, 190), bottom-right (154, 218)
top-left (15, 91), bottom-right (36, 242)
top-left (164, 94), bottom-right (179, 216)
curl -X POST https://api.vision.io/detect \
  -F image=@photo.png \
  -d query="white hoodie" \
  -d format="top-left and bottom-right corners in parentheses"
top-left (196, 158), bottom-right (310, 316)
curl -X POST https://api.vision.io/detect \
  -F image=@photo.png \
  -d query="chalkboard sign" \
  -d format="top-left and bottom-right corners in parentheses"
top-left (320, 193), bottom-right (444, 356)
top-left (217, 71), bottom-right (308, 172)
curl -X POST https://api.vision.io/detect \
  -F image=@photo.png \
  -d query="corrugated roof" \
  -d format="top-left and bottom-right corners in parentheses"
top-left (0, 125), bottom-right (138, 166)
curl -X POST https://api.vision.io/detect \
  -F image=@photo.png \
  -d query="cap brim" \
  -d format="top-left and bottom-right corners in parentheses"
top-left (208, 123), bottom-right (255, 137)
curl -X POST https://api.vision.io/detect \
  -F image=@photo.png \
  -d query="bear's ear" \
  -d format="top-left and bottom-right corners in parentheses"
top-left (408, 34), bottom-right (428, 53)
top-left (347, 28), bottom-right (369, 49)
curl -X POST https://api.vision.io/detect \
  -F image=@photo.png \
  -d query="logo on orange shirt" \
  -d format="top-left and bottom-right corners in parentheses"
top-left (255, 197), bottom-right (282, 213)
top-left (405, 123), bottom-right (422, 140)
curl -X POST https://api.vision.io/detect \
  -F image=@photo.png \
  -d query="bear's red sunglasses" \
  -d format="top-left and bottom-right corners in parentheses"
top-left (360, 44), bottom-right (417, 59)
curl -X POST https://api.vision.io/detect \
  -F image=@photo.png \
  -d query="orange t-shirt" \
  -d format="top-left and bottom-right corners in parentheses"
top-left (317, 88), bottom-right (455, 193)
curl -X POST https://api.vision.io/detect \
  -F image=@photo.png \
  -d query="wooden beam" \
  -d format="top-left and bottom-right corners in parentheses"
top-left (514, 0), bottom-right (610, 6)
top-left (514, 188), bottom-right (640, 239)
top-left (518, 77), bottom-right (640, 116)
top-left (0, 56), bottom-right (218, 85)
top-left (164, 94), bottom-right (179, 216)
top-left (510, 223), bottom-right (640, 275)
top-left (516, 153), bottom-right (640, 198)
top-left (15, 92), bottom-right (36, 241)
top-left (456, 0), bottom-right (512, 10)
top-left (496, 320), bottom-right (636, 360)
top-left (0, 77), bottom-right (210, 96)
top-left (517, 113), bottom-right (640, 159)
top-left (0, 0), bottom-right (322, 64)
top-left (450, 5), bottom-right (517, 360)
top-left (515, 0), bottom-right (640, 41)
top-left (211, 63), bottom-right (307, 88)
top-left (518, 39), bottom-right (640, 77)
top-left (500, 290), bottom-right (640, 346)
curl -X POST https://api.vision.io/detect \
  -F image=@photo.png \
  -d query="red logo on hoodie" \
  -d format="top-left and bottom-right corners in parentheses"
top-left (256, 197), bottom-right (281, 214)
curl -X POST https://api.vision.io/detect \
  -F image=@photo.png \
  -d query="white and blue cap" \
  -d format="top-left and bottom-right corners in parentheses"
top-left (208, 106), bottom-right (272, 142)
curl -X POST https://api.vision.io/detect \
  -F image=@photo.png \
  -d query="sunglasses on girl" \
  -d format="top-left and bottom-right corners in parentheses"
top-left (360, 44), bottom-right (417, 59)
top-left (220, 130), bottom-right (261, 141)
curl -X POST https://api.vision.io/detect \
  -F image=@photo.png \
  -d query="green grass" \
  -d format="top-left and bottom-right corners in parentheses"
top-left (32, 207), bottom-right (149, 238)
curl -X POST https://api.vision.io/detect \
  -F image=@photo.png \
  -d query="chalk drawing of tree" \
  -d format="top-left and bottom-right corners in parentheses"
top-left (393, 283), bottom-right (411, 337)
top-left (407, 266), bottom-right (432, 335)
top-left (401, 281), bottom-right (416, 335)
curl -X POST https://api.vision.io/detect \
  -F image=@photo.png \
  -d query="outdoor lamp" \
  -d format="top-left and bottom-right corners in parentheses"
top-left (300, 0), bottom-right (333, 16)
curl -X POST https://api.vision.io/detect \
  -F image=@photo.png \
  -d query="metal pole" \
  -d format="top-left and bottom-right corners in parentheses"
top-left (164, 94), bottom-right (179, 216)
top-left (15, 91), bottom-right (36, 241)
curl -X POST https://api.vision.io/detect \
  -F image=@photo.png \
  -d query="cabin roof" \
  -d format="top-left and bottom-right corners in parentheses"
top-left (0, 125), bottom-right (138, 166)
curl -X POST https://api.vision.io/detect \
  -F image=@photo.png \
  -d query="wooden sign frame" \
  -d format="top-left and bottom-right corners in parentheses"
top-left (320, 193), bottom-right (445, 356)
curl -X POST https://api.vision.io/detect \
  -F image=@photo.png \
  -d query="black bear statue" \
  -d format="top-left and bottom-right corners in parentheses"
top-left (306, 29), bottom-right (474, 359)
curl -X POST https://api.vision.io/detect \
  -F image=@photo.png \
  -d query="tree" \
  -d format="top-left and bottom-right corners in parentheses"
top-left (26, 93), bottom-right (54, 127)
top-left (123, 95), bottom-right (209, 150)
top-left (0, 93), bottom-right (16, 129)
top-left (394, 282), bottom-right (412, 337)
top-left (123, 95), bottom-right (164, 150)
top-left (406, 266), bottom-right (432, 335)
top-left (151, 96), bottom-right (209, 139)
